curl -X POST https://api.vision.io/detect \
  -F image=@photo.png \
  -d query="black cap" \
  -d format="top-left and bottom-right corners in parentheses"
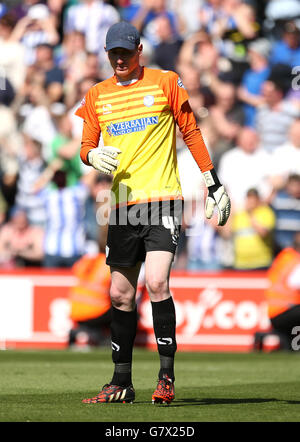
top-left (105, 21), bottom-right (140, 51)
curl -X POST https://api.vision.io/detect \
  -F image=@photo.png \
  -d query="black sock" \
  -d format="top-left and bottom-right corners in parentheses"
top-left (159, 355), bottom-right (175, 382)
top-left (151, 297), bottom-right (177, 382)
top-left (111, 362), bottom-right (132, 387)
top-left (110, 306), bottom-right (137, 386)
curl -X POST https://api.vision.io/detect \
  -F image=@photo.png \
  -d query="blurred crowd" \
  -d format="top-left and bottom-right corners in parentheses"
top-left (0, 0), bottom-right (300, 271)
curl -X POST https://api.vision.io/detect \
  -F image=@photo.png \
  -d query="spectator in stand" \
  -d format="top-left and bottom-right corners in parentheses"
top-left (230, 188), bottom-right (275, 270)
top-left (40, 168), bottom-right (89, 268)
top-left (64, 0), bottom-right (119, 69)
top-left (130, 0), bottom-right (181, 47)
top-left (177, 30), bottom-right (219, 83)
top-left (0, 13), bottom-right (26, 92)
top-left (270, 21), bottom-right (300, 68)
top-left (269, 174), bottom-right (300, 253)
top-left (153, 14), bottom-right (183, 72)
top-left (264, 231), bottom-right (300, 350)
top-left (238, 38), bottom-right (271, 127)
top-left (67, 77), bottom-right (101, 149)
top-left (14, 133), bottom-right (47, 227)
top-left (20, 75), bottom-right (58, 159)
top-left (218, 127), bottom-right (271, 210)
top-left (63, 46), bottom-right (102, 108)
top-left (35, 41), bottom-right (64, 82)
top-left (0, 208), bottom-right (44, 268)
top-left (169, 0), bottom-right (204, 37)
top-left (208, 81), bottom-right (245, 167)
top-left (56, 46), bottom-right (101, 90)
top-left (33, 113), bottom-right (83, 193)
top-left (33, 42), bottom-right (65, 103)
top-left (198, 0), bottom-right (229, 37)
top-left (82, 52), bottom-right (102, 82)
top-left (55, 30), bottom-right (87, 87)
top-left (199, 0), bottom-right (258, 82)
top-left (176, 63), bottom-right (213, 126)
top-left (221, 0), bottom-right (258, 44)
top-left (167, 0), bottom-right (204, 38)
top-left (255, 72), bottom-right (300, 153)
top-left (9, 3), bottom-right (59, 65)
top-left (268, 120), bottom-right (300, 190)
top-left (51, 113), bottom-right (82, 183)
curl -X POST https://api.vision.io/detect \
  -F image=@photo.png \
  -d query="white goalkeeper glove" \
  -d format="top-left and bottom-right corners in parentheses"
top-left (203, 169), bottom-right (231, 226)
top-left (87, 146), bottom-right (121, 174)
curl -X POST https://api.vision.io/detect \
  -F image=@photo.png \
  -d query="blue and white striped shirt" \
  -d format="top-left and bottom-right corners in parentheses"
top-left (41, 183), bottom-right (89, 258)
top-left (271, 190), bottom-right (300, 250)
top-left (15, 156), bottom-right (47, 226)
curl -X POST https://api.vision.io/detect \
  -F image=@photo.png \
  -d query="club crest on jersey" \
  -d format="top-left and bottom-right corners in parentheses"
top-left (177, 77), bottom-right (185, 89)
top-left (102, 103), bottom-right (112, 115)
top-left (106, 116), bottom-right (159, 137)
top-left (143, 95), bottom-right (155, 107)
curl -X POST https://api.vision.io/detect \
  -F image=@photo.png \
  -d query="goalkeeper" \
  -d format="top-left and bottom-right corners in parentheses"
top-left (75, 21), bottom-right (230, 405)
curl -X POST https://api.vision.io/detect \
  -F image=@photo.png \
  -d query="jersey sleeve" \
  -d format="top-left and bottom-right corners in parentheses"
top-left (75, 87), bottom-right (101, 165)
top-left (165, 72), bottom-right (213, 173)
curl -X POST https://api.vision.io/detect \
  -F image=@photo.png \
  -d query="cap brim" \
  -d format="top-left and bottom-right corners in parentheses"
top-left (106, 40), bottom-right (137, 51)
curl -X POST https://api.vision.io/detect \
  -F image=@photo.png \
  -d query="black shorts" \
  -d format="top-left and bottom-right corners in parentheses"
top-left (106, 200), bottom-right (183, 267)
top-left (271, 305), bottom-right (300, 336)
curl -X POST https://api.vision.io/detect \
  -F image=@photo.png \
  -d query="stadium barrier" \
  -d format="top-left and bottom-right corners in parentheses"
top-left (0, 269), bottom-right (271, 352)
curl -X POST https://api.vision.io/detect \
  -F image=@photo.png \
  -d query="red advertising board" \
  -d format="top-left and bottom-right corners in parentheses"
top-left (137, 272), bottom-right (271, 352)
top-left (0, 270), bottom-right (271, 352)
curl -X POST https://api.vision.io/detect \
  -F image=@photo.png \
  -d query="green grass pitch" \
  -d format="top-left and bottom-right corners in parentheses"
top-left (0, 348), bottom-right (300, 422)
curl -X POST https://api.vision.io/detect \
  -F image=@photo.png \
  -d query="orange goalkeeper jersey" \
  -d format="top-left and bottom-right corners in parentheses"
top-left (75, 67), bottom-right (213, 206)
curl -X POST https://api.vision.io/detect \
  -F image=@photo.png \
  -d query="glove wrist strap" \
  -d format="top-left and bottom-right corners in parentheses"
top-left (87, 150), bottom-right (92, 164)
top-left (203, 168), bottom-right (221, 193)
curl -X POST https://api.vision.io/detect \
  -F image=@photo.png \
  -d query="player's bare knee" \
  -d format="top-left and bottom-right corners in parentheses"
top-left (146, 278), bottom-right (169, 301)
top-left (110, 285), bottom-right (133, 309)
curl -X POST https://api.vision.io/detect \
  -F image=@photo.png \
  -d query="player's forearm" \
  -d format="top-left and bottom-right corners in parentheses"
top-left (177, 103), bottom-right (230, 225)
top-left (76, 87), bottom-right (101, 165)
top-left (183, 127), bottom-right (213, 172)
top-left (79, 123), bottom-right (101, 165)
top-left (176, 102), bottom-right (213, 172)
top-left (80, 142), bottom-right (96, 165)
